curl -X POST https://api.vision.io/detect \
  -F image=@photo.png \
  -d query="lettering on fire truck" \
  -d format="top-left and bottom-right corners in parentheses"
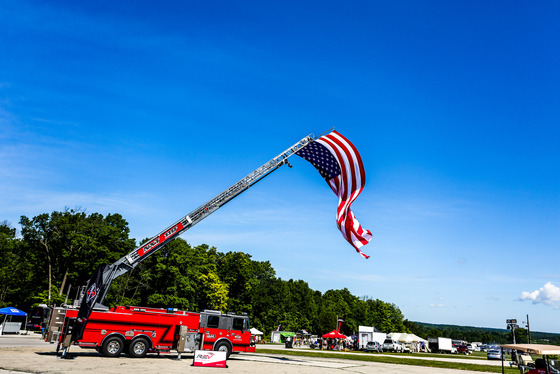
top-left (136, 223), bottom-right (184, 257)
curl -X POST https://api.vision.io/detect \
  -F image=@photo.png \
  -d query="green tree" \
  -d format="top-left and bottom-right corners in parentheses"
top-left (0, 222), bottom-right (33, 307)
top-left (512, 327), bottom-right (529, 344)
top-left (199, 272), bottom-right (229, 311)
top-left (20, 213), bottom-right (56, 302)
top-left (20, 210), bottom-right (135, 305)
top-left (69, 212), bottom-right (136, 294)
top-left (316, 298), bottom-right (337, 334)
top-left (246, 265), bottom-right (285, 333)
top-left (112, 240), bottom-right (224, 311)
top-left (7, 208), bottom-right (436, 342)
top-left (216, 251), bottom-right (255, 312)
top-left (319, 289), bottom-right (355, 335)
top-left (361, 298), bottom-right (408, 333)
top-left (285, 280), bottom-right (317, 332)
top-left (139, 239), bottom-right (202, 310)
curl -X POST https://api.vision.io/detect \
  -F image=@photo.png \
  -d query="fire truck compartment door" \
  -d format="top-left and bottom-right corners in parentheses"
top-left (177, 325), bottom-right (199, 352)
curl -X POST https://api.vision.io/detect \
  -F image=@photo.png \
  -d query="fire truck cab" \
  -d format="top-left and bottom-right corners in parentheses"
top-left (198, 310), bottom-right (252, 356)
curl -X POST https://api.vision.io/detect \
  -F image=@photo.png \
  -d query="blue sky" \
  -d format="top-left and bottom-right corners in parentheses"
top-left (1, 0), bottom-right (559, 333)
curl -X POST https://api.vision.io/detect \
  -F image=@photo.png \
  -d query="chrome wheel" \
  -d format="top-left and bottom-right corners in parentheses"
top-left (132, 341), bottom-right (146, 355)
top-left (102, 336), bottom-right (125, 357)
top-left (129, 337), bottom-right (149, 358)
top-left (214, 341), bottom-right (232, 358)
top-left (107, 340), bottom-right (121, 355)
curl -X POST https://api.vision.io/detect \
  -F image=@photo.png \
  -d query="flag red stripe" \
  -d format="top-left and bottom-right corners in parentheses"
top-left (314, 130), bottom-right (371, 258)
top-left (321, 134), bottom-right (361, 226)
top-left (318, 137), bottom-right (350, 225)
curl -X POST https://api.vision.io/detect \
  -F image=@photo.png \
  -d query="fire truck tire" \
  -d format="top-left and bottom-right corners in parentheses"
top-left (128, 337), bottom-right (150, 358)
top-left (214, 341), bottom-right (232, 358)
top-left (102, 336), bottom-right (125, 357)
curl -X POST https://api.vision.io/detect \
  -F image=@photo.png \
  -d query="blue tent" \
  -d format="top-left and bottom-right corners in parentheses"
top-left (0, 307), bottom-right (27, 316)
top-left (0, 307), bottom-right (28, 335)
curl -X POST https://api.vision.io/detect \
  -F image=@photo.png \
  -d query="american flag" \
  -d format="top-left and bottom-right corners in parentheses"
top-left (296, 130), bottom-right (372, 259)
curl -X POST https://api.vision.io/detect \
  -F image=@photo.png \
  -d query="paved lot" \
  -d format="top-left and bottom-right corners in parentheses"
top-left (0, 334), bottom-right (504, 374)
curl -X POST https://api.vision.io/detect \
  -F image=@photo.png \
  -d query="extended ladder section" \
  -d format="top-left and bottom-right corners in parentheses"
top-left (96, 134), bottom-right (314, 304)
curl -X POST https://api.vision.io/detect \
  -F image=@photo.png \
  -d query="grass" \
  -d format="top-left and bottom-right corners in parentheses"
top-left (254, 348), bottom-right (520, 373)
top-left (372, 350), bottom-right (489, 360)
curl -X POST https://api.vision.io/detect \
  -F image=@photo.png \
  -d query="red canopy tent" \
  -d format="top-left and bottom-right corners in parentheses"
top-left (322, 330), bottom-right (347, 339)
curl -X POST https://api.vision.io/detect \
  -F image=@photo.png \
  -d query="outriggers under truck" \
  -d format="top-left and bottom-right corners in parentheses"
top-left (45, 134), bottom-right (314, 359)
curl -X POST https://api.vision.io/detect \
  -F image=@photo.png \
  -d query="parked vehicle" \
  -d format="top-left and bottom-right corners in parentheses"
top-left (46, 306), bottom-right (254, 358)
top-left (468, 343), bottom-right (482, 352)
top-left (487, 349), bottom-right (504, 360)
top-left (26, 305), bottom-right (49, 332)
top-left (364, 341), bottom-right (383, 353)
top-left (383, 338), bottom-right (403, 352)
top-left (457, 345), bottom-right (471, 355)
top-left (428, 337), bottom-right (455, 354)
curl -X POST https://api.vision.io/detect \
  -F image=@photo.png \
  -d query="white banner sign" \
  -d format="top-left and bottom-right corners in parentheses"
top-left (193, 350), bottom-right (227, 368)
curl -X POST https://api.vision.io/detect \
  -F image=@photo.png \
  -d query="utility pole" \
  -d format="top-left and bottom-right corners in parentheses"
top-left (524, 314), bottom-right (531, 343)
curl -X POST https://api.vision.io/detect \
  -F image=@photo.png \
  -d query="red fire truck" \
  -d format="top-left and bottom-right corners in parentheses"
top-left (47, 306), bottom-right (253, 358)
top-left (44, 134), bottom-right (315, 359)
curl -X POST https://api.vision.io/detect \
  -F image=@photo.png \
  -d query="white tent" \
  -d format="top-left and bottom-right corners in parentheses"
top-left (389, 332), bottom-right (428, 343)
top-left (250, 327), bottom-right (263, 335)
top-left (388, 332), bottom-right (429, 352)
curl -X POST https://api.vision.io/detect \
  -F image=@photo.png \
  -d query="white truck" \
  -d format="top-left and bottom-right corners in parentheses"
top-left (383, 337), bottom-right (403, 352)
top-left (358, 326), bottom-right (386, 349)
top-left (428, 337), bottom-right (457, 354)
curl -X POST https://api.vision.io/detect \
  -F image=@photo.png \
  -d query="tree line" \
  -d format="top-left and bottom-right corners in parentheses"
top-left (408, 322), bottom-right (560, 346)
top-left (3, 209), bottom-right (559, 344)
top-left (0, 209), bottom-right (408, 337)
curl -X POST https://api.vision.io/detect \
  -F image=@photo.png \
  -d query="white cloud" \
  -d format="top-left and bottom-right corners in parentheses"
top-left (429, 297), bottom-right (445, 308)
top-left (520, 282), bottom-right (560, 306)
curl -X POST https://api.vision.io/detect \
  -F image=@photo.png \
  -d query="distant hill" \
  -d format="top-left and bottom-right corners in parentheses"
top-left (416, 321), bottom-right (509, 334)
top-left (410, 321), bottom-right (560, 345)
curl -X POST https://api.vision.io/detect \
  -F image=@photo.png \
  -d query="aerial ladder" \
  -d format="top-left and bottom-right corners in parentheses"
top-left (47, 133), bottom-right (317, 357)
top-left (50, 135), bottom-right (315, 319)
top-left (93, 133), bottom-right (314, 307)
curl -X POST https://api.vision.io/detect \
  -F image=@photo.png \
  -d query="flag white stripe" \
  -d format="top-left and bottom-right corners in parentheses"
top-left (296, 130), bottom-right (372, 258)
